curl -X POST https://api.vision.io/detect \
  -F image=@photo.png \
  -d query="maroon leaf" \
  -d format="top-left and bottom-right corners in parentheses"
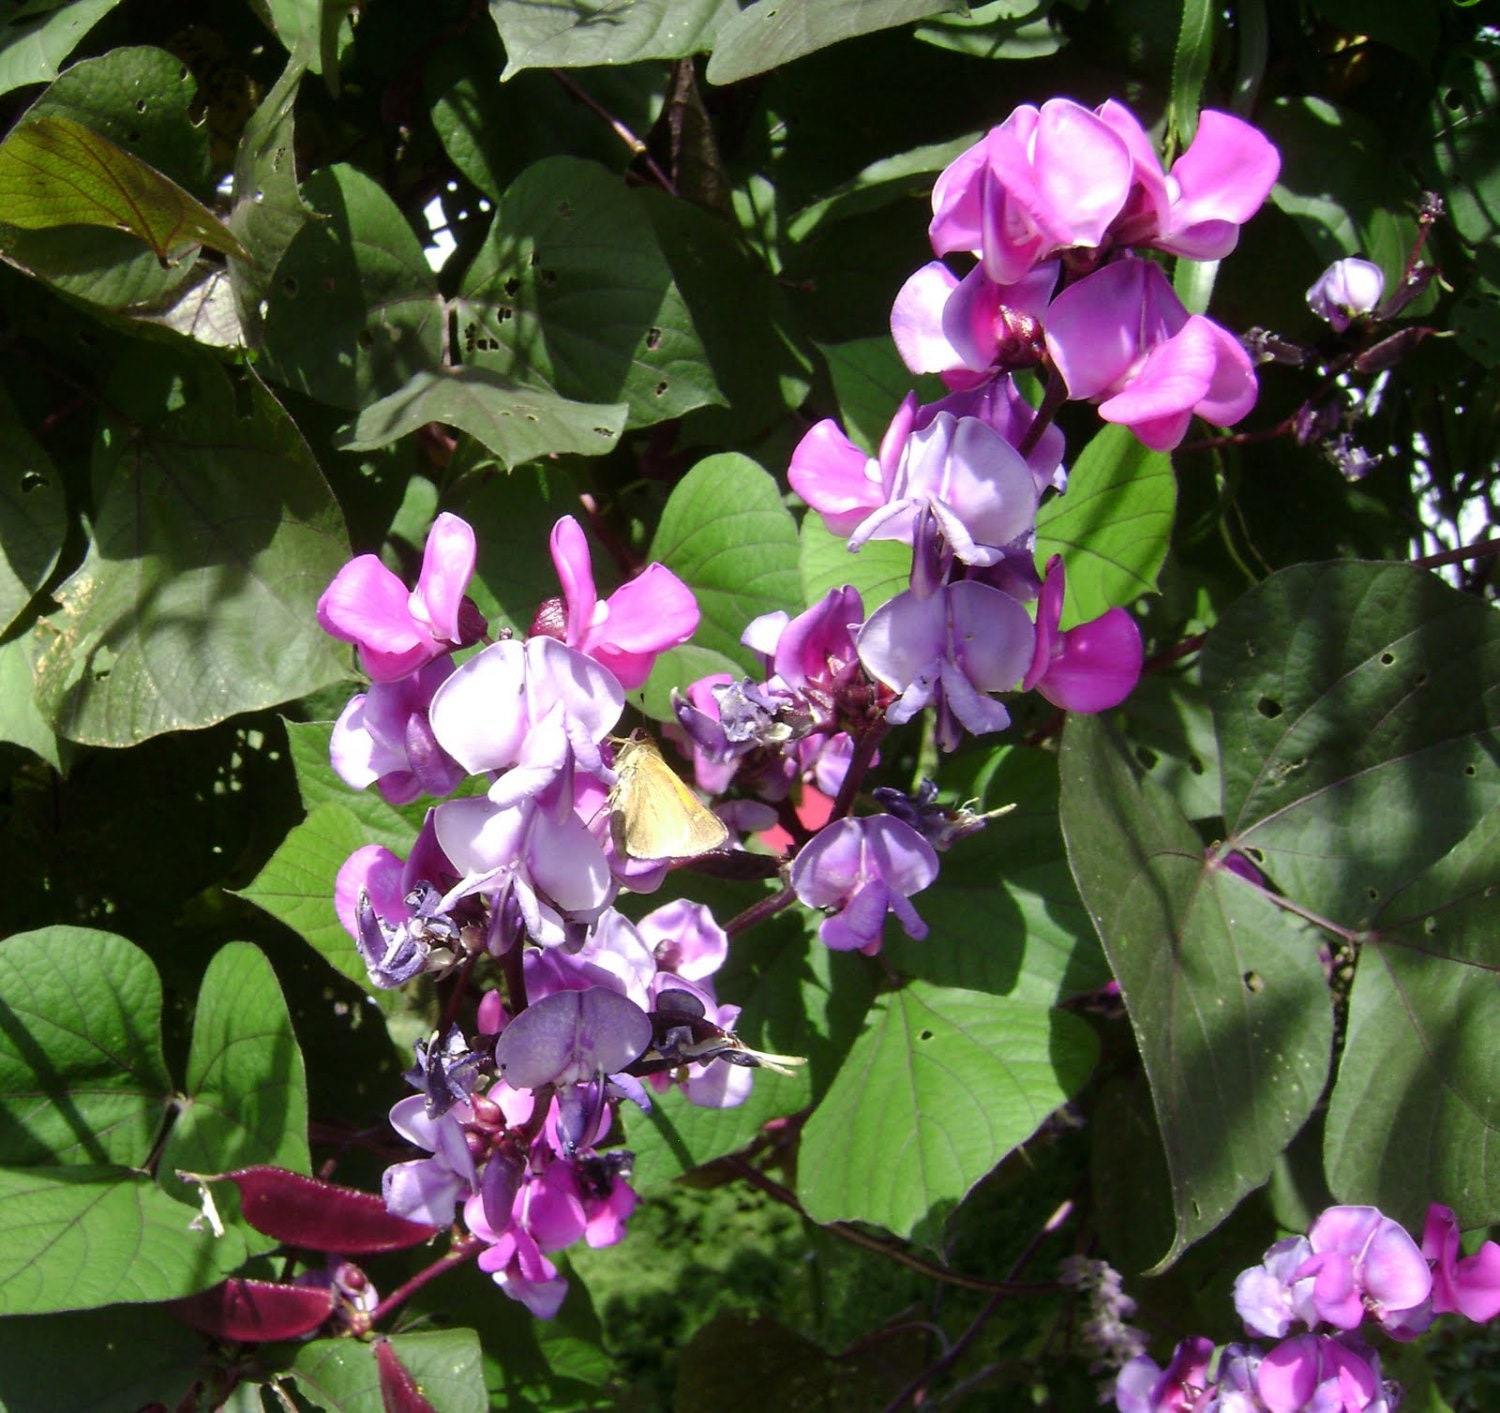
top-left (375, 1339), bottom-right (439, 1413)
top-left (170, 1278), bottom-right (334, 1342)
top-left (222, 1166), bottom-right (442, 1252)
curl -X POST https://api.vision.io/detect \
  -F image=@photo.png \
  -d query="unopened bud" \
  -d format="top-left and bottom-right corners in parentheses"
top-left (1306, 257), bottom-right (1385, 333)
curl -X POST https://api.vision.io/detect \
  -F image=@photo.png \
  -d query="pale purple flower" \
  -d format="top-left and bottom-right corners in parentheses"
top-left (917, 378), bottom-right (1066, 495)
top-left (857, 580), bottom-right (1035, 751)
top-left (544, 515), bottom-right (699, 690)
top-left (1045, 257), bottom-right (1258, 451)
top-left (1306, 258), bottom-right (1385, 333)
top-left (790, 814), bottom-right (939, 955)
top-left (1422, 1202), bottom-right (1500, 1324)
top-left (1022, 555), bottom-right (1143, 712)
top-left (929, 99), bottom-right (1136, 283)
top-left (492, 987), bottom-right (652, 1091)
top-left (318, 512), bottom-right (481, 682)
top-left (1236, 1235), bottom-right (1319, 1338)
top-left (329, 656), bottom-right (465, 805)
top-left (383, 1094), bottom-right (479, 1227)
top-left (637, 899), bottom-right (729, 982)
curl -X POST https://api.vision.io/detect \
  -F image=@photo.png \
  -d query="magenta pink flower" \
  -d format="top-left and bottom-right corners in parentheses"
top-left (1299, 1205), bottom-right (1432, 1333)
top-left (1422, 1203), bottom-right (1500, 1323)
top-left (1022, 556), bottom-right (1143, 712)
top-left (318, 512), bottom-right (480, 682)
top-left (929, 99), bottom-right (1135, 283)
top-left (1255, 1333), bottom-right (1386, 1413)
top-left (546, 515), bottom-right (699, 690)
top-left (1045, 257), bottom-right (1257, 450)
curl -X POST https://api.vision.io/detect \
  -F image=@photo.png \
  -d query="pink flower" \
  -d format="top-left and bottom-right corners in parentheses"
top-left (1422, 1203), bottom-right (1500, 1323)
top-left (1299, 1205), bottom-right (1432, 1334)
top-left (1045, 257), bottom-right (1257, 450)
top-left (318, 512), bottom-right (480, 682)
top-left (545, 516), bottom-right (699, 690)
top-left (1022, 556), bottom-right (1143, 712)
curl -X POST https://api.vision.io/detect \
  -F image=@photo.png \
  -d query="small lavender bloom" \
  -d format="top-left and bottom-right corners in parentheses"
top-left (790, 815), bottom-right (939, 955)
top-left (1306, 258), bottom-right (1385, 333)
top-left (383, 1094), bottom-right (479, 1226)
top-left (492, 987), bottom-right (653, 1092)
top-left (330, 656), bottom-right (466, 806)
top-left (1235, 1235), bottom-right (1318, 1338)
top-left (1059, 1255), bottom-right (1148, 1377)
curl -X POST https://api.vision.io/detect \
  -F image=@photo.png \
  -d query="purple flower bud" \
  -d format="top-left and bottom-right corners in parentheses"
top-left (1306, 258), bottom-right (1385, 333)
top-left (790, 815), bottom-right (939, 955)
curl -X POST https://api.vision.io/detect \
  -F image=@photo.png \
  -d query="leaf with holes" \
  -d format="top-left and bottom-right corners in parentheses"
top-left (336, 366), bottom-right (626, 467)
top-left (797, 981), bottom-right (1097, 1241)
top-left (1035, 422), bottom-right (1175, 629)
top-left (1059, 715), bottom-right (1332, 1268)
top-left (455, 156), bottom-right (721, 429)
top-left (29, 352), bottom-right (350, 746)
top-left (0, 117), bottom-right (247, 262)
top-left (646, 453), bottom-right (802, 673)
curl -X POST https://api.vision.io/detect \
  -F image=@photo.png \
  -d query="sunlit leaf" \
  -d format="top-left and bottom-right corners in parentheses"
top-left (0, 0), bottom-right (123, 97)
top-left (489, 0), bottom-right (735, 79)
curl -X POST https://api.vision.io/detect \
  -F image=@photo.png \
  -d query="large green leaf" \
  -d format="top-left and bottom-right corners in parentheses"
top-left (489, 0), bottom-right (734, 78)
top-left (647, 453), bottom-right (802, 673)
top-left (0, 1166), bottom-right (245, 1314)
top-left (706, 0), bottom-right (965, 84)
top-left (0, 928), bottom-right (170, 1169)
top-left (1035, 422), bottom-right (1175, 629)
top-left (455, 156), bottom-right (722, 429)
top-left (30, 357), bottom-right (351, 746)
top-left (0, 0), bottom-right (123, 97)
top-left (336, 366), bottom-right (626, 467)
top-left (815, 336), bottom-right (942, 454)
top-left (0, 386), bottom-right (65, 635)
top-left (160, 942), bottom-right (310, 1192)
top-left (1324, 807), bottom-right (1500, 1231)
top-left (1059, 715), bottom-right (1332, 1268)
top-left (796, 981), bottom-right (1097, 1242)
top-left (286, 1329), bottom-right (487, 1413)
top-left (263, 163), bottom-right (445, 411)
top-left (1205, 562), bottom-right (1500, 923)
top-left (0, 117), bottom-right (246, 263)
top-left (0, 635), bottom-right (61, 767)
top-left (0, 1303), bottom-right (204, 1413)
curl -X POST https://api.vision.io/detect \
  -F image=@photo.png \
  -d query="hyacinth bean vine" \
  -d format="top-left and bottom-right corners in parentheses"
top-left (0, 3), bottom-right (1498, 1410)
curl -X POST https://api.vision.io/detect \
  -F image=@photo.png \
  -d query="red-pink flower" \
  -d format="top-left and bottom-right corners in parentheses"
top-left (1022, 556), bottom-right (1142, 712)
top-left (1422, 1203), bottom-right (1500, 1323)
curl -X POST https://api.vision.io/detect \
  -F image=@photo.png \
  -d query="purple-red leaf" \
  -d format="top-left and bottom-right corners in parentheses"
top-left (222, 1166), bottom-right (442, 1252)
top-left (170, 1277), bottom-right (334, 1342)
top-left (375, 1339), bottom-right (439, 1413)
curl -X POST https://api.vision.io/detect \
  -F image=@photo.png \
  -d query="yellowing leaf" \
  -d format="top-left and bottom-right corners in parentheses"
top-left (0, 115), bottom-right (249, 263)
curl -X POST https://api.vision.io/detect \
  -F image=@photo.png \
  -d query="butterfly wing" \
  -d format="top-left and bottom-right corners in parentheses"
top-left (611, 736), bottom-right (729, 861)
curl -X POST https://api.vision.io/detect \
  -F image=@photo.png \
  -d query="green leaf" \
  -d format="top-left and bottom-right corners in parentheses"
top-left (0, 385), bottom-right (65, 635)
top-left (1424, 43), bottom-right (1500, 249)
top-left (456, 156), bottom-right (722, 429)
top-left (489, 0), bottom-right (735, 79)
top-left (1204, 562), bottom-right (1500, 923)
top-left (1168, 0), bottom-right (1214, 146)
top-left (706, 0), bottom-right (966, 85)
top-left (336, 366), bottom-right (627, 467)
top-left (0, 635), bottom-right (61, 767)
top-left (0, 116), bottom-right (247, 262)
top-left (816, 336), bottom-right (942, 454)
top-left (237, 799), bottom-right (392, 993)
top-left (913, 0), bottom-right (1065, 61)
top-left (799, 507), bottom-right (910, 617)
top-left (0, 927), bottom-right (170, 1169)
top-left (0, 1303), bottom-right (205, 1413)
top-left (0, 1166), bottom-right (245, 1314)
top-left (647, 453), bottom-right (802, 673)
top-left (1035, 422), bottom-right (1175, 628)
top-left (226, 45), bottom-right (313, 346)
top-left (286, 1328), bottom-right (487, 1413)
top-left (160, 943), bottom-right (310, 1204)
top-left (0, 0), bottom-right (123, 97)
top-left (263, 163), bottom-right (445, 411)
top-left (797, 981), bottom-right (1097, 1241)
top-left (884, 747), bottom-right (1110, 1003)
top-left (1324, 806), bottom-right (1500, 1231)
top-left (30, 357), bottom-right (351, 746)
top-left (1059, 716), bottom-right (1332, 1268)
top-left (626, 917), bottom-right (873, 1188)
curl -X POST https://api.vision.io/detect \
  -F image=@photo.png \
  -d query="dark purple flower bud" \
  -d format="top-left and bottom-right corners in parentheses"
top-left (355, 889), bottom-right (431, 989)
top-left (480, 1148), bottom-right (525, 1235)
top-left (873, 779), bottom-right (1013, 851)
top-left (1351, 326), bottom-right (1431, 376)
top-left (405, 1026), bottom-right (488, 1119)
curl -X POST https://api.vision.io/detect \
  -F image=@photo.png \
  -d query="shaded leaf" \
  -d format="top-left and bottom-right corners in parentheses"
top-left (30, 356), bottom-right (351, 746)
top-left (0, 927), bottom-right (170, 1168)
top-left (1035, 421), bottom-right (1175, 628)
top-left (816, 335), bottom-right (942, 454)
top-left (706, 0), bottom-right (966, 85)
top-left (287, 1328), bottom-right (487, 1413)
top-left (336, 365), bottom-right (626, 468)
top-left (0, 384), bottom-right (65, 635)
top-left (489, 0), bottom-right (735, 79)
top-left (1060, 715), bottom-right (1331, 1268)
top-left (0, 116), bottom-right (247, 262)
top-left (797, 981), bottom-right (1097, 1241)
top-left (0, 1165), bottom-right (246, 1314)
top-left (647, 452), bottom-right (802, 674)
top-left (455, 156), bottom-right (722, 428)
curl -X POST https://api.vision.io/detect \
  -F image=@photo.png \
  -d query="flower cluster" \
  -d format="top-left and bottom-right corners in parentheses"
top-left (1116, 1203), bottom-right (1500, 1412)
